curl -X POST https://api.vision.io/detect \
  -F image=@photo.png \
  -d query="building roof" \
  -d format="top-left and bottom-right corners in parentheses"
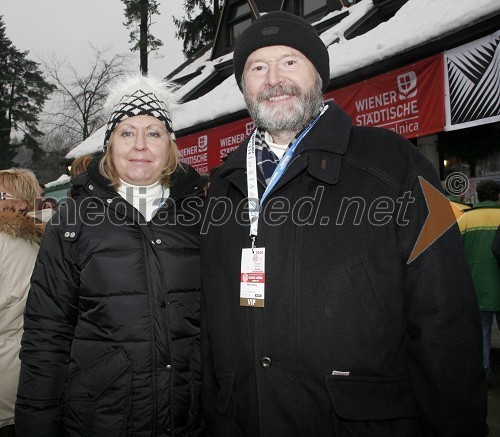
top-left (67, 0), bottom-right (500, 159)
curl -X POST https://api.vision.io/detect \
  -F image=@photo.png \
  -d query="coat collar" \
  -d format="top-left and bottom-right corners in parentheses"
top-left (469, 200), bottom-right (500, 210)
top-left (220, 102), bottom-right (352, 191)
top-left (68, 156), bottom-right (203, 224)
top-left (0, 209), bottom-right (45, 245)
top-left (77, 156), bottom-right (203, 202)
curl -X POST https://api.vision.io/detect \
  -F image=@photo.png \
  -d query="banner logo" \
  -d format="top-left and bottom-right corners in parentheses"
top-left (397, 72), bottom-right (417, 100)
top-left (245, 122), bottom-right (255, 136)
top-left (198, 135), bottom-right (208, 152)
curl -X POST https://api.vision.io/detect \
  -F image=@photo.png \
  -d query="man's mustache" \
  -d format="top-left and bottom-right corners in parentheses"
top-left (257, 85), bottom-right (299, 102)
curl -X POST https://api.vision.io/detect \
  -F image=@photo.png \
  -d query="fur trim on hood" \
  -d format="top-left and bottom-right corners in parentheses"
top-left (0, 209), bottom-right (45, 246)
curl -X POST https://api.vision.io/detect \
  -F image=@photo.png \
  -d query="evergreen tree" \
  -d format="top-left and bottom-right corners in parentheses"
top-left (0, 16), bottom-right (55, 169)
top-left (122, 0), bottom-right (163, 75)
top-left (173, 0), bottom-right (222, 59)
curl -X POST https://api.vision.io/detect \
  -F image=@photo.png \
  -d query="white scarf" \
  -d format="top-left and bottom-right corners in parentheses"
top-left (117, 179), bottom-right (169, 221)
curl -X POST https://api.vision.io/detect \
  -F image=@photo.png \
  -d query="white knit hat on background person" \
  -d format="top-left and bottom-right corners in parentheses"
top-left (103, 75), bottom-right (178, 147)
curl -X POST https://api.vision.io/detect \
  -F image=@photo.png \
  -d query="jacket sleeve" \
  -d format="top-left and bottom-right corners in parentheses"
top-left (399, 163), bottom-right (487, 436)
top-left (15, 217), bottom-right (79, 437)
top-left (493, 225), bottom-right (500, 267)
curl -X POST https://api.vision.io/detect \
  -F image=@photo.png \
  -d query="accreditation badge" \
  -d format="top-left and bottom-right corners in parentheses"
top-left (240, 247), bottom-right (265, 307)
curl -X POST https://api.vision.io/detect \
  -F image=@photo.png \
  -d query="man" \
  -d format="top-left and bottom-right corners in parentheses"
top-left (201, 11), bottom-right (487, 436)
top-left (459, 180), bottom-right (500, 379)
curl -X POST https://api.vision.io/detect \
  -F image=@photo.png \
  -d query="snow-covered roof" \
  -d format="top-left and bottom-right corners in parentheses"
top-left (66, 0), bottom-right (500, 159)
top-left (45, 173), bottom-right (70, 188)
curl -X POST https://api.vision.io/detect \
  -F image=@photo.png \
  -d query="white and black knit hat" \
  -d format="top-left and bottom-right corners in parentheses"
top-left (103, 75), bottom-right (177, 146)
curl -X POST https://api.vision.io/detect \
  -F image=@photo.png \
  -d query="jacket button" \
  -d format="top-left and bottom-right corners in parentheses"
top-left (156, 238), bottom-right (161, 244)
top-left (260, 357), bottom-right (272, 369)
top-left (160, 300), bottom-right (166, 308)
top-left (88, 391), bottom-right (96, 399)
top-left (166, 364), bottom-right (172, 371)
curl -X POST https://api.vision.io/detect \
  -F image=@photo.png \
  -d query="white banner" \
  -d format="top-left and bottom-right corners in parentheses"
top-left (444, 30), bottom-right (500, 131)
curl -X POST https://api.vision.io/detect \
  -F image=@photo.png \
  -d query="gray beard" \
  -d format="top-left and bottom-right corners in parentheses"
top-left (244, 76), bottom-right (324, 135)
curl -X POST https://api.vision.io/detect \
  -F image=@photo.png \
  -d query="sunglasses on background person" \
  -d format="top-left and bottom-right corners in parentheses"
top-left (0, 191), bottom-right (14, 200)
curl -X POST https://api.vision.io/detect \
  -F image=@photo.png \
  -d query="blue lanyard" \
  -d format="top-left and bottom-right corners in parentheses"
top-left (246, 105), bottom-right (328, 242)
top-left (260, 105), bottom-right (328, 205)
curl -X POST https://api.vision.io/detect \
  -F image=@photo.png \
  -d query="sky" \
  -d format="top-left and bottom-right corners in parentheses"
top-left (1, 0), bottom-right (186, 79)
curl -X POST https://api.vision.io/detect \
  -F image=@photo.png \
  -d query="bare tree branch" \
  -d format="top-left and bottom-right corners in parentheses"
top-left (42, 46), bottom-right (132, 149)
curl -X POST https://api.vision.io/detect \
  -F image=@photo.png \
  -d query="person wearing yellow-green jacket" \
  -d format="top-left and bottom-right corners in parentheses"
top-left (459, 180), bottom-right (500, 379)
top-left (448, 194), bottom-right (472, 211)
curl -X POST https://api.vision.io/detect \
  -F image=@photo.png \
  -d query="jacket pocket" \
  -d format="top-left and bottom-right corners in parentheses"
top-left (212, 372), bottom-right (238, 436)
top-left (64, 347), bottom-right (131, 436)
top-left (325, 374), bottom-right (418, 421)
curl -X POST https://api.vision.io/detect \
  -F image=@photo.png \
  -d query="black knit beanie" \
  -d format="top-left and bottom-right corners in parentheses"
top-left (233, 11), bottom-right (330, 91)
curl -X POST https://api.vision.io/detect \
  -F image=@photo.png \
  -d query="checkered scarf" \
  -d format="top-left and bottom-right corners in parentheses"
top-left (254, 128), bottom-right (280, 185)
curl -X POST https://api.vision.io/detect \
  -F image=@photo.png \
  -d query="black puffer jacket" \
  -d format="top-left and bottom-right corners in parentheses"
top-left (16, 157), bottom-right (205, 437)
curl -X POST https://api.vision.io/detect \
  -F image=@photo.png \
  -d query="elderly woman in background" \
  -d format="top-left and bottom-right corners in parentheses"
top-left (16, 76), bottom-right (205, 437)
top-left (0, 169), bottom-right (44, 437)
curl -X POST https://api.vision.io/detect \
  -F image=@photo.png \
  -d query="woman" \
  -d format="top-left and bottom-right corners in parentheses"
top-left (16, 76), bottom-right (205, 436)
top-left (0, 169), bottom-right (44, 437)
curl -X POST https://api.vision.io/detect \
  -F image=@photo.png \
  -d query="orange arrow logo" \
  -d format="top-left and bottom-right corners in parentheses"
top-left (407, 176), bottom-right (465, 264)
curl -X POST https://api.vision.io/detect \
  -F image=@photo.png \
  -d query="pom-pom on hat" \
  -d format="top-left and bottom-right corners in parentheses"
top-left (233, 11), bottom-right (330, 92)
top-left (103, 75), bottom-right (178, 146)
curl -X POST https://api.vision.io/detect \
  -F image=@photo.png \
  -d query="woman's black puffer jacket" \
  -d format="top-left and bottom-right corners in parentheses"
top-left (16, 157), bottom-right (206, 437)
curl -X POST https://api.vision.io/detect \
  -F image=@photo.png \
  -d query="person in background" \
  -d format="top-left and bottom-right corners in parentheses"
top-left (16, 75), bottom-right (205, 436)
top-left (447, 192), bottom-right (472, 211)
top-left (459, 180), bottom-right (500, 379)
top-left (69, 154), bottom-right (93, 179)
top-left (201, 11), bottom-right (486, 436)
top-left (36, 183), bottom-right (45, 211)
top-left (493, 225), bottom-right (500, 267)
top-left (68, 155), bottom-right (93, 199)
top-left (40, 197), bottom-right (58, 210)
top-left (0, 169), bottom-right (44, 437)
top-left (28, 182), bottom-right (56, 223)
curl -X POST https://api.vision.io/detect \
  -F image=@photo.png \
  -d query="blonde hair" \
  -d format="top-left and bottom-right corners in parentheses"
top-left (99, 130), bottom-right (181, 190)
top-left (0, 168), bottom-right (42, 212)
top-left (70, 155), bottom-right (93, 178)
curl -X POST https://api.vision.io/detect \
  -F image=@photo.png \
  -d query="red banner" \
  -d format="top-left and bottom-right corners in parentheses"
top-left (177, 117), bottom-right (254, 174)
top-left (177, 55), bottom-right (445, 172)
top-left (325, 54), bottom-right (445, 138)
